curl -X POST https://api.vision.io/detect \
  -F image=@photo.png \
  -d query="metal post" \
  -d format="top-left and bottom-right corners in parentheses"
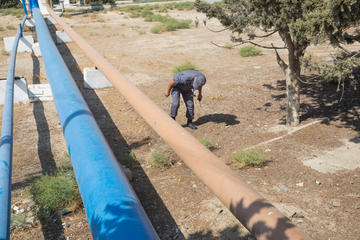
top-left (47, 8), bottom-right (311, 240)
top-left (30, 1), bottom-right (159, 239)
top-left (0, 16), bottom-right (27, 240)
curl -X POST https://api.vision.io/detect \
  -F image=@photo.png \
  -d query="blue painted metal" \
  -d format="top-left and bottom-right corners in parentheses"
top-left (0, 16), bottom-right (27, 240)
top-left (30, 1), bottom-right (159, 239)
top-left (21, 0), bottom-right (28, 16)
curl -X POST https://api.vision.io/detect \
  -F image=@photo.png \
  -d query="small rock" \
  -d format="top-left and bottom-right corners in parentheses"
top-left (315, 180), bottom-right (321, 185)
top-left (291, 212), bottom-right (304, 218)
top-left (192, 184), bottom-right (197, 188)
top-left (122, 167), bottom-right (133, 181)
top-left (62, 222), bottom-right (70, 228)
top-left (296, 182), bottom-right (304, 187)
top-left (331, 199), bottom-right (341, 207)
top-left (353, 203), bottom-right (360, 209)
top-left (265, 148), bottom-right (271, 152)
top-left (279, 185), bottom-right (288, 193)
top-left (13, 206), bottom-right (19, 211)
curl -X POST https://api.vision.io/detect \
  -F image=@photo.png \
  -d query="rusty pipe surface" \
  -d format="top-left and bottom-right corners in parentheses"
top-left (48, 8), bottom-right (310, 240)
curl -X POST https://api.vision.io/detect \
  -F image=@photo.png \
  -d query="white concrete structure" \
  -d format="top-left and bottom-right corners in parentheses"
top-left (84, 67), bottom-right (113, 89)
top-left (64, 0), bottom-right (70, 5)
top-left (56, 31), bottom-right (72, 44)
top-left (3, 36), bottom-right (34, 53)
top-left (32, 43), bottom-right (42, 57)
top-left (0, 78), bottom-right (29, 106)
top-left (38, 0), bottom-right (49, 14)
top-left (28, 84), bottom-right (53, 102)
top-left (46, 16), bottom-right (57, 25)
top-left (25, 19), bottom-right (35, 28)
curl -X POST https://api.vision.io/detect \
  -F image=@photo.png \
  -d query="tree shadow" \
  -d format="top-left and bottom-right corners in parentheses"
top-left (263, 76), bottom-right (360, 131)
top-left (187, 226), bottom-right (255, 240)
top-left (53, 24), bottom-right (184, 239)
top-left (194, 113), bottom-right (240, 126)
top-left (31, 50), bottom-right (63, 239)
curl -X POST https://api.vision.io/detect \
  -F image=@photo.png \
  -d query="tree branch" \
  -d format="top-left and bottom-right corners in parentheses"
top-left (272, 43), bottom-right (288, 73)
top-left (206, 26), bottom-right (230, 32)
top-left (249, 31), bottom-right (277, 38)
top-left (210, 41), bottom-right (242, 48)
top-left (243, 40), bottom-right (287, 49)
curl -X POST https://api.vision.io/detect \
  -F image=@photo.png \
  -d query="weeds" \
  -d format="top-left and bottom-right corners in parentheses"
top-left (29, 153), bottom-right (80, 219)
top-left (239, 45), bottom-right (261, 57)
top-left (172, 60), bottom-right (198, 74)
top-left (150, 23), bottom-right (163, 34)
top-left (120, 151), bottom-right (137, 167)
top-left (97, 18), bottom-right (105, 22)
top-left (6, 25), bottom-right (16, 30)
top-left (199, 137), bottom-right (215, 150)
top-left (149, 150), bottom-right (171, 169)
top-left (1, 50), bottom-right (9, 56)
top-left (224, 43), bottom-right (233, 49)
top-left (233, 148), bottom-right (265, 167)
top-left (0, 26), bottom-right (4, 31)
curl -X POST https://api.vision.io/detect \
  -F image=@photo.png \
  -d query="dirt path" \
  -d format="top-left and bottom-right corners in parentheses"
top-left (0, 7), bottom-right (359, 240)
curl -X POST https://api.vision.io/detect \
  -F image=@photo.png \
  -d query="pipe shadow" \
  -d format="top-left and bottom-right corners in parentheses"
top-left (53, 26), bottom-right (185, 239)
top-left (31, 52), bottom-right (64, 240)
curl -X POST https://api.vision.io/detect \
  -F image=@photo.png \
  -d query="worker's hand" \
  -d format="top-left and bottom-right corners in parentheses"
top-left (197, 94), bottom-right (202, 102)
top-left (164, 90), bottom-right (170, 97)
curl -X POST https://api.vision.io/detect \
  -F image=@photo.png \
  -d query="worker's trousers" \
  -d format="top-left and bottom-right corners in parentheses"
top-left (170, 87), bottom-right (194, 120)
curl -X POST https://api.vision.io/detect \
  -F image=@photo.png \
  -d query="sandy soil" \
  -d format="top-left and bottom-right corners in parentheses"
top-left (0, 6), bottom-right (359, 240)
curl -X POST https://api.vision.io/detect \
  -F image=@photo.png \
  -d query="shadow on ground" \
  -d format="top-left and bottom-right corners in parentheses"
top-left (263, 75), bottom-right (360, 131)
top-left (31, 48), bottom-right (64, 240)
top-left (54, 23), bottom-right (185, 238)
top-left (194, 113), bottom-right (240, 126)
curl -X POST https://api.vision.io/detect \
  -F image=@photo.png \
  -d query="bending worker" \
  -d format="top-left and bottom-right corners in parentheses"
top-left (164, 70), bottom-right (206, 130)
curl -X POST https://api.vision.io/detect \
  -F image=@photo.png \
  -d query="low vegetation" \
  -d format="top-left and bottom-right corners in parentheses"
top-left (1, 50), bottom-right (9, 56)
top-left (238, 45), bottom-right (261, 57)
top-left (6, 25), bottom-right (16, 30)
top-left (199, 137), bottom-right (215, 150)
top-left (149, 150), bottom-right (172, 169)
top-left (233, 148), bottom-right (265, 167)
top-left (172, 60), bottom-right (199, 74)
top-left (120, 151), bottom-right (138, 168)
top-left (0, 8), bottom-right (23, 16)
top-left (0, 26), bottom-right (4, 31)
top-left (29, 153), bottom-right (81, 219)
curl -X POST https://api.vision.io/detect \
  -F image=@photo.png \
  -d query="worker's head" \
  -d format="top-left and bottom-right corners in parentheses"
top-left (193, 75), bottom-right (206, 91)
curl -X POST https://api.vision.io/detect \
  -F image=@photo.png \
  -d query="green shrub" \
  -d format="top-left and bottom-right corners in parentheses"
top-left (199, 137), bottom-right (215, 150)
top-left (6, 25), bottom-right (15, 30)
top-left (150, 23), bottom-right (164, 34)
top-left (29, 154), bottom-right (80, 219)
top-left (1, 50), bottom-right (9, 56)
top-left (121, 151), bottom-right (137, 167)
top-left (224, 43), bottom-right (233, 49)
top-left (233, 149), bottom-right (265, 167)
top-left (239, 45), bottom-right (261, 57)
top-left (172, 60), bottom-right (198, 74)
top-left (0, 26), bottom-right (4, 31)
top-left (150, 150), bottom-right (171, 169)
top-left (30, 175), bottom-right (76, 218)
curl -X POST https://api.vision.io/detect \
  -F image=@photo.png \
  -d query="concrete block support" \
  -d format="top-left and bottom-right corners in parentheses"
top-left (28, 84), bottom-right (53, 102)
top-left (0, 78), bottom-right (29, 105)
top-left (84, 67), bottom-right (113, 89)
top-left (3, 36), bottom-right (34, 53)
top-left (56, 31), bottom-right (72, 44)
top-left (32, 42), bottom-right (42, 57)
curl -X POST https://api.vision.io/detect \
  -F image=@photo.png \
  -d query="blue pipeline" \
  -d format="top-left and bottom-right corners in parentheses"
top-left (21, 0), bottom-right (28, 16)
top-left (29, 1), bottom-right (159, 239)
top-left (0, 16), bottom-right (27, 240)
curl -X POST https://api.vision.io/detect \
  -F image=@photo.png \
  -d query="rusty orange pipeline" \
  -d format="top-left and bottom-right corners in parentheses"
top-left (48, 8), bottom-right (310, 240)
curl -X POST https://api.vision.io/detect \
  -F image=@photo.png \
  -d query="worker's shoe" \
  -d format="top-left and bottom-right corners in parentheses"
top-left (171, 116), bottom-right (176, 120)
top-left (187, 119), bottom-right (197, 130)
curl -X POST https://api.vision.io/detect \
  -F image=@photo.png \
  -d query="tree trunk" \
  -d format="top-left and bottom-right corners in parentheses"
top-left (285, 68), bottom-right (300, 126)
top-left (285, 36), bottom-right (301, 126)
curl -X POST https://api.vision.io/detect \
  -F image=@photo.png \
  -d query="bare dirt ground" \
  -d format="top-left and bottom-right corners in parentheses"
top-left (0, 6), bottom-right (359, 240)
